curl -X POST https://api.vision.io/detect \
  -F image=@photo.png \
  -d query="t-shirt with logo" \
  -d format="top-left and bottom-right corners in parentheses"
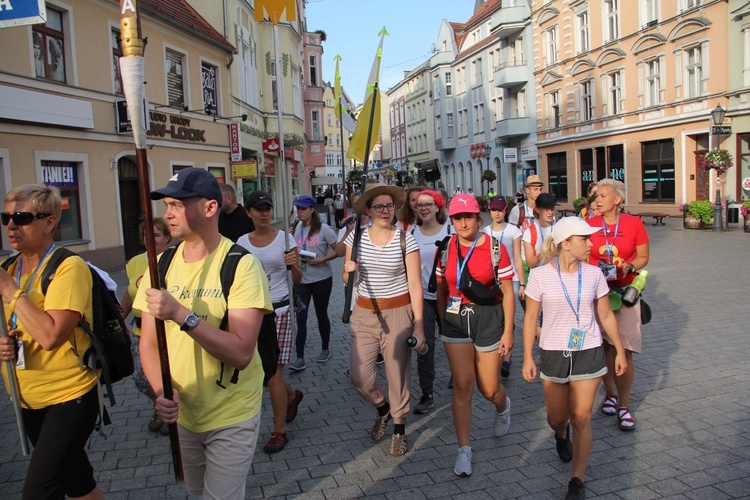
top-left (237, 230), bottom-right (297, 304)
top-left (293, 223), bottom-right (338, 284)
top-left (586, 214), bottom-right (649, 288)
top-left (483, 223), bottom-right (522, 282)
top-left (133, 237), bottom-right (272, 433)
top-left (411, 223), bottom-right (451, 301)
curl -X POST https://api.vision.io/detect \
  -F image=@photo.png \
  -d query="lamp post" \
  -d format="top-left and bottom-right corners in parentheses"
top-left (711, 104), bottom-right (726, 232)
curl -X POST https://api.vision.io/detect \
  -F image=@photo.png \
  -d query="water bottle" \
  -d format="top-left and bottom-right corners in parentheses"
top-left (406, 336), bottom-right (428, 355)
top-left (621, 270), bottom-right (648, 307)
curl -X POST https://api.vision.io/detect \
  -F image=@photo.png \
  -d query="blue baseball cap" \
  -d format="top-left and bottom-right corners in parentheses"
top-left (293, 195), bottom-right (317, 209)
top-left (151, 168), bottom-right (222, 207)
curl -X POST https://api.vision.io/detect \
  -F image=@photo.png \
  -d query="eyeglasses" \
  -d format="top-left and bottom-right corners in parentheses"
top-left (1, 212), bottom-right (52, 226)
top-left (369, 203), bottom-right (396, 213)
top-left (416, 202), bottom-right (436, 210)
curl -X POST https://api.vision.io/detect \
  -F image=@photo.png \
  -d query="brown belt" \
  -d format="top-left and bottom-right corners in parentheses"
top-left (357, 293), bottom-right (410, 312)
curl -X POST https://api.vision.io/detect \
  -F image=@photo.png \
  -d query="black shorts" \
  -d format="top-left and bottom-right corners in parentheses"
top-left (22, 386), bottom-right (99, 499)
top-left (539, 346), bottom-right (607, 383)
top-left (440, 302), bottom-right (504, 352)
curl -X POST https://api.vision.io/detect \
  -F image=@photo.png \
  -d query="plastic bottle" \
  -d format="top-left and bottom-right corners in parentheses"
top-left (621, 270), bottom-right (648, 307)
top-left (406, 336), bottom-right (429, 355)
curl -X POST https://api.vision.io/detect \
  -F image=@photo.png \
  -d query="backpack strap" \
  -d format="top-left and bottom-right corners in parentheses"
top-left (516, 204), bottom-right (526, 229)
top-left (428, 234), bottom-right (453, 294)
top-left (490, 236), bottom-right (501, 287)
top-left (157, 244), bottom-right (181, 290)
top-left (216, 244), bottom-right (248, 388)
top-left (40, 247), bottom-right (76, 295)
top-left (400, 229), bottom-right (407, 277)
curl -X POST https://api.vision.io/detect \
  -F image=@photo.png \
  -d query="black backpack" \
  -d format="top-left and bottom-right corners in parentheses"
top-left (2, 248), bottom-right (134, 410)
top-left (157, 243), bottom-right (279, 387)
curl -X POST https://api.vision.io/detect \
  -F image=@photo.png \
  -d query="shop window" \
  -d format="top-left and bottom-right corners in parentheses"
top-left (208, 166), bottom-right (225, 184)
top-left (166, 49), bottom-right (186, 109)
top-left (202, 62), bottom-right (219, 116)
top-left (580, 149), bottom-right (595, 195)
top-left (547, 152), bottom-right (568, 202)
top-left (41, 161), bottom-right (82, 241)
top-left (642, 139), bottom-right (675, 202)
top-left (33, 7), bottom-right (66, 82)
top-left (739, 135), bottom-right (750, 201)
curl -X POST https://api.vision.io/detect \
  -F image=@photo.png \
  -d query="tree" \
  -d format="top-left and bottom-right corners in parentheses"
top-left (482, 169), bottom-right (496, 196)
top-left (347, 168), bottom-right (364, 190)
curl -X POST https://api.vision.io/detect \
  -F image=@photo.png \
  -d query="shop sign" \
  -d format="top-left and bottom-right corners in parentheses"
top-left (230, 122), bottom-right (241, 161)
top-left (0, 0), bottom-right (46, 28)
top-left (231, 160), bottom-right (258, 179)
top-left (503, 148), bottom-right (518, 163)
top-left (41, 162), bottom-right (77, 188)
top-left (263, 138), bottom-right (280, 155)
top-left (201, 63), bottom-right (218, 117)
top-left (147, 112), bottom-right (206, 142)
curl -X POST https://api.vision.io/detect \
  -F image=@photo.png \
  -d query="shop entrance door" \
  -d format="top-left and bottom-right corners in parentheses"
top-left (694, 150), bottom-right (709, 201)
top-left (118, 157), bottom-right (143, 260)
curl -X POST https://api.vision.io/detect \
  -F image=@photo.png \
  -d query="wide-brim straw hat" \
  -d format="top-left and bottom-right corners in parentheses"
top-left (353, 183), bottom-right (405, 215)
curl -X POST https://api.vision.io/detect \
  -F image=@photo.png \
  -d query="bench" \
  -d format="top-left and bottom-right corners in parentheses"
top-left (634, 212), bottom-right (669, 226)
top-left (558, 208), bottom-right (577, 218)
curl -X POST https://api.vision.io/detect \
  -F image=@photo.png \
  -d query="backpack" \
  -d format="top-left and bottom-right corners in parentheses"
top-left (2, 248), bottom-right (134, 420)
top-left (157, 243), bottom-right (279, 387)
top-left (437, 233), bottom-right (502, 294)
top-left (515, 204), bottom-right (526, 229)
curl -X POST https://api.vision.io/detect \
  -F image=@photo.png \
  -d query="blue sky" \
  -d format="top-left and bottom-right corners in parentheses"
top-left (304, 0), bottom-right (475, 105)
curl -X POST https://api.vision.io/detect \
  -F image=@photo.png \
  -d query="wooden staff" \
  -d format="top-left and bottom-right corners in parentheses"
top-left (0, 307), bottom-right (29, 455)
top-left (118, 0), bottom-right (183, 482)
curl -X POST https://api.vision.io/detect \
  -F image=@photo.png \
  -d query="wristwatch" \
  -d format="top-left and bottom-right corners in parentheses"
top-left (180, 312), bottom-right (200, 332)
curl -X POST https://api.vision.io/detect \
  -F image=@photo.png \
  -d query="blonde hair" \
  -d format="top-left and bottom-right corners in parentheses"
top-left (597, 178), bottom-right (625, 203)
top-left (541, 235), bottom-right (562, 260)
top-left (5, 184), bottom-right (62, 224)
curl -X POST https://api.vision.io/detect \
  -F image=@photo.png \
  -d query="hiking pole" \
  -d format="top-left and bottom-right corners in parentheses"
top-left (119, 1), bottom-right (183, 482)
top-left (342, 82), bottom-right (380, 324)
top-left (0, 307), bottom-right (29, 455)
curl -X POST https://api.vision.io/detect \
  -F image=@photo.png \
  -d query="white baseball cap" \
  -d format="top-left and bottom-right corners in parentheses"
top-left (551, 217), bottom-right (602, 245)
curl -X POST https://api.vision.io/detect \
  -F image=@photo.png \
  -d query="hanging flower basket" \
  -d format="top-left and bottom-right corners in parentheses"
top-left (699, 149), bottom-right (734, 176)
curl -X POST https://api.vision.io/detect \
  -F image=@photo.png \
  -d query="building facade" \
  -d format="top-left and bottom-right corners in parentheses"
top-left (0, 0), bottom-right (235, 267)
top-left (728, 0), bottom-right (750, 210)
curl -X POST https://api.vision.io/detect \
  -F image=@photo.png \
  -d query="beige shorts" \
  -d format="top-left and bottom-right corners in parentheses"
top-left (602, 301), bottom-right (641, 353)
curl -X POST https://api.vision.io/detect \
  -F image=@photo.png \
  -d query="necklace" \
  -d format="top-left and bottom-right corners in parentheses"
top-left (372, 228), bottom-right (393, 263)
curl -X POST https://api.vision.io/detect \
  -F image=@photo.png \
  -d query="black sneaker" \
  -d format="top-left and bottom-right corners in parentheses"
top-left (565, 477), bottom-right (585, 500)
top-left (376, 352), bottom-right (384, 365)
top-left (555, 423), bottom-right (573, 463)
top-left (414, 394), bottom-right (434, 414)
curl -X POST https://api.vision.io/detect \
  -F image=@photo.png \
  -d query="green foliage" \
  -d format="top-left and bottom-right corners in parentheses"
top-left (265, 52), bottom-right (272, 76)
top-left (403, 175), bottom-right (415, 186)
top-left (282, 54), bottom-right (289, 77)
top-left (740, 201), bottom-right (750, 218)
top-left (315, 29), bottom-right (327, 42)
top-left (347, 168), bottom-right (364, 188)
top-left (687, 200), bottom-right (714, 225)
top-left (475, 195), bottom-right (488, 212)
top-left (572, 197), bottom-right (587, 214)
top-left (482, 169), bottom-right (496, 182)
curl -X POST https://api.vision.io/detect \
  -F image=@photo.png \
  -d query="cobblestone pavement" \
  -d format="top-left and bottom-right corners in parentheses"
top-left (1, 220), bottom-right (749, 499)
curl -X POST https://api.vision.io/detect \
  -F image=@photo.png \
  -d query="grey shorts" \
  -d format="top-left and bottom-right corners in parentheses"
top-left (539, 346), bottom-right (607, 383)
top-left (441, 302), bottom-right (504, 352)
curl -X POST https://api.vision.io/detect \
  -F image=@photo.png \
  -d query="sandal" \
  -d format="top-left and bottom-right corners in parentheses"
top-left (617, 407), bottom-right (635, 431)
top-left (370, 411), bottom-right (392, 441)
top-left (263, 432), bottom-right (289, 453)
top-left (285, 389), bottom-right (304, 423)
top-left (601, 395), bottom-right (618, 416)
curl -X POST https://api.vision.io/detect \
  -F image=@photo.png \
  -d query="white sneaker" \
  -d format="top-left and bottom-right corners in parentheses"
top-left (454, 446), bottom-right (472, 477)
top-left (494, 397), bottom-right (511, 437)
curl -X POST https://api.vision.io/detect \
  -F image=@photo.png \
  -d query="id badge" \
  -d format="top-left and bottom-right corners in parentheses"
top-left (567, 328), bottom-right (585, 351)
top-left (599, 261), bottom-right (617, 281)
top-left (446, 296), bottom-right (462, 315)
top-left (15, 339), bottom-right (25, 370)
top-left (301, 261), bottom-right (308, 272)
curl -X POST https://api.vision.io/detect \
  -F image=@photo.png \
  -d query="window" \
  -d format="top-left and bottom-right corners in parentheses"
top-left (447, 113), bottom-right (454, 139)
top-left (580, 149), bottom-right (595, 195)
top-left (33, 7), bottom-right (65, 82)
top-left (110, 29), bottom-right (123, 94)
top-left (41, 161), bottom-right (82, 240)
top-left (208, 166), bottom-right (226, 184)
top-left (514, 89), bottom-right (526, 118)
top-left (576, 11), bottom-right (590, 54)
top-left (435, 118), bottom-right (442, 141)
top-left (292, 66), bottom-right (301, 116)
top-left (493, 95), bottom-right (504, 122)
top-left (474, 104), bottom-right (485, 133)
top-left (642, 139), bottom-right (675, 202)
top-left (327, 133), bottom-right (333, 146)
top-left (608, 71), bottom-right (623, 115)
top-left (166, 49), bottom-right (186, 108)
top-left (544, 26), bottom-right (558, 65)
top-left (433, 74), bottom-right (441, 99)
top-left (509, 36), bottom-right (525, 65)
top-left (680, 0), bottom-right (701, 11)
top-left (237, 6), bottom-right (257, 106)
top-left (739, 135), bottom-right (750, 201)
top-left (685, 46), bottom-right (702, 99)
top-left (581, 79), bottom-right (594, 121)
top-left (605, 0), bottom-right (620, 42)
top-left (646, 58), bottom-right (662, 106)
top-left (642, 0), bottom-right (659, 26)
top-left (311, 110), bottom-right (320, 141)
top-left (309, 54), bottom-right (317, 86)
top-left (473, 58), bottom-right (482, 87)
top-left (456, 67), bottom-right (464, 94)
top-left (445, 72), bottom-right (452, 96)
top-left (547, 152), bottom-right (568, 202)
top-left (201, 62), bottom-right (218, 116)
top-left (327, 113), bottom-right (333, 127)
top-left (548, 90), bottom-right (561, 128)
top-left (271, 61), bottom-right (278, 111)
top-left (336, 134), bottom-right (341, 146)
top-left (458, 110), bottom-right (464, 137)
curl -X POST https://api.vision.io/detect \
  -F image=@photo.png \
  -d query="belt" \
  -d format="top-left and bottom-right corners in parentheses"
top-left (357, 293), bottom-right (410, 313)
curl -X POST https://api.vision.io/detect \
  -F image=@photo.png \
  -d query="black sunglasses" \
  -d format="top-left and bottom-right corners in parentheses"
top-left (1, 212), bottom-right (53, 226)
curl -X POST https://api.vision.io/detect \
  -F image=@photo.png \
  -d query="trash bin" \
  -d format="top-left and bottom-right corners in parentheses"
top-left (728, 207), bottom-right (739, 224)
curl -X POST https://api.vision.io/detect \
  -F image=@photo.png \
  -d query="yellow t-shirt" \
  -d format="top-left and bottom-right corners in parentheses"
top-left (133, 237), bottom-right (272, 433)
top-left (1, 252), bottom-right (98, 409)
top-left (125, 252), bottom-right (148, 336)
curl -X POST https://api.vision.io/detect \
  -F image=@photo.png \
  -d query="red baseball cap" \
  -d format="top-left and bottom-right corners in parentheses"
top-left (448, 194), bottom-right (480, 216)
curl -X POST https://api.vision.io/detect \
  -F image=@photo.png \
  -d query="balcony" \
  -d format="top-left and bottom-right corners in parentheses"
top-left (495, 116), bottom-right (533, 138)
top-left (494, 60), bottom-right (528, 88)
top-left (492, 3), bottom-right (531, 39)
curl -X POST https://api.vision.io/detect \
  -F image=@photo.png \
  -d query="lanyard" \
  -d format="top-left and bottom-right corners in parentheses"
top-left (602, 215), bottom-right (620, 262)
top-left (455, 234), bottom-right (479, 292)
top-left (11, 244), bottom-right (56, 329)
top-left (538, 221), bottom-right (554, 246)
top-left (301, 226), bottom-right (309, 250)
top-left (556, 259), bottom-right (582, 327)
top-left (498, 223), bottom-right (507, 246)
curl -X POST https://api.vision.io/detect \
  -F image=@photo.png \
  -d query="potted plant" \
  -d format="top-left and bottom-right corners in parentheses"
top-left (741, 201), bottom-right (750, 233)
top-left (682, 200), bottom-right (714, 229)
top-left (572, 196), bottom-right (587, 215)
top-left (699, 149), bottom-right (734, 176)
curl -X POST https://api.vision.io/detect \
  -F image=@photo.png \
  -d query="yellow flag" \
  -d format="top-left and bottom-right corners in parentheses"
top-left (347, 27), bottom-right (388, 164)
top-left (255, 0), bottom-right (296, 23)
top-left (334, 55), bottom-right (342, 121)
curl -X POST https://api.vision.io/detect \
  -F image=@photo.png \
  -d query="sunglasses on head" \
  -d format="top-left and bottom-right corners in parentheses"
top-left (1, 212), bottom-right (52, 226)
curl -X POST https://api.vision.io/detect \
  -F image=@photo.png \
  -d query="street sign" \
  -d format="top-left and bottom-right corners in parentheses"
top-left (0, 0), bottom-right (46, 28)
top-left (712, 126), bottom-right (731, 136)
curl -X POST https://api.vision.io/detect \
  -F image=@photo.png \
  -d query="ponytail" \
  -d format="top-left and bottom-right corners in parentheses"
top-left (541, 236), bottom-right (560, 260)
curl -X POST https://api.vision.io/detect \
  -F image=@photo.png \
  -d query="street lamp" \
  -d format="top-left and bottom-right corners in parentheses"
top-left (711, 104), bottom-right (726, 232)
top-left (483, 144), bottom-right (492, 157)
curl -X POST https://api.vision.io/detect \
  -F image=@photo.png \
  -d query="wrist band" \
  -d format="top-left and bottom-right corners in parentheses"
top-left (9, 289), bottom-right (25, 312)
top-left (519, 284), bottom-right (526, 287)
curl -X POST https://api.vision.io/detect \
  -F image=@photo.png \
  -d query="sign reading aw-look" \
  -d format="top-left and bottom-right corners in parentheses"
top-left (0, 0), bottom-right (46, 28)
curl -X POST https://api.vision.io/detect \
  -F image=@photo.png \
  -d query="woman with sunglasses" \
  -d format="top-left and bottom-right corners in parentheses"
top-left (522, 217), bottom-right (627, 499)
top-left (435, 194), bottom-right (515, 477)
top-left (343, 183), bottom-right (424, 456)
top-left (119, 217), bottom-right (172, 434)
top-left (0, 184), bottom-right (104, 499)
top-left (410, 190), bottom-right (452, 414)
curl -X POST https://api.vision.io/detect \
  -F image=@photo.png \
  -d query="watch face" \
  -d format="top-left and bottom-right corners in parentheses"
top-left (182, 313), bottom-right (199, 331)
